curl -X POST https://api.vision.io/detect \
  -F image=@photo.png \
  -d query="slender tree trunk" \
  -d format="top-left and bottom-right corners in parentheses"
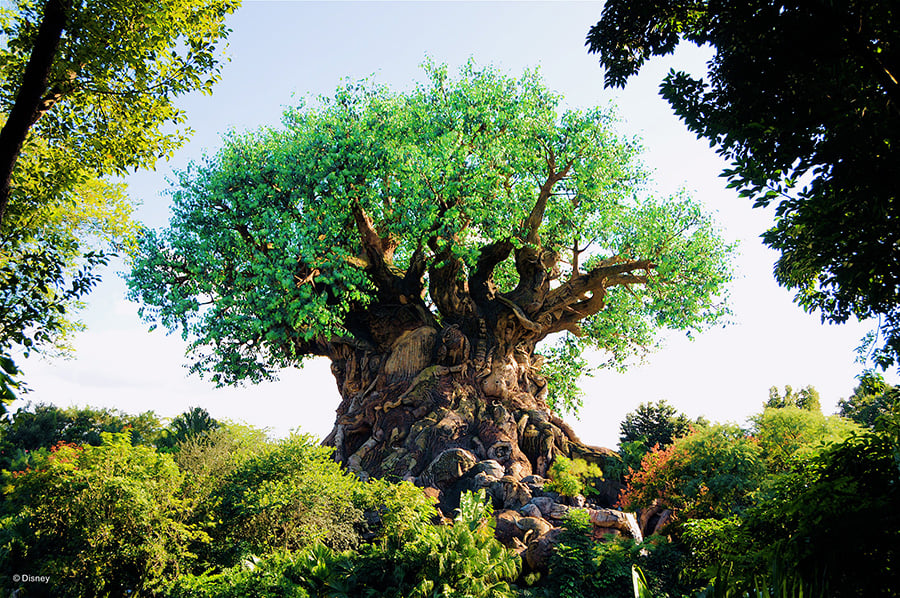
top-left (0, 0), bottom-right (69, 226)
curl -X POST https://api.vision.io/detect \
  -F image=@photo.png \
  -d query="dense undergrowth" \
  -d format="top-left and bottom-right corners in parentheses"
top-left (0, 377), bottom-right (897, 597)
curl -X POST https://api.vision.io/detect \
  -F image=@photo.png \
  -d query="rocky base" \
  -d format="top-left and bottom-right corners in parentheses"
top-left (416, 447), bottom-right (647, 573)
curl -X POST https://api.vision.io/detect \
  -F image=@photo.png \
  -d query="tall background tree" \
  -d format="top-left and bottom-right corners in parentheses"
top-left (838, 371), bottom-right (900, 428)
top-left (587, 0), bottom-right (900, 370)
top-left (128, 63), bottom-right (732, 483)
top-left (0, 0), bottom-right (239, 406)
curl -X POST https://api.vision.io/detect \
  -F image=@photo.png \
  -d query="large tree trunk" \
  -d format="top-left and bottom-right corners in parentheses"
top-left (320, 314), bottom-right (614, 487)
top-left (313, 182), bottom-right (646, 493)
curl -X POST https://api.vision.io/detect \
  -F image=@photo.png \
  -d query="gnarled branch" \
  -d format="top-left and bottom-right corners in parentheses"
top-left (469, 238), bottom-right (514, 305)
top-left (524, 159), bottom-right (573, 245)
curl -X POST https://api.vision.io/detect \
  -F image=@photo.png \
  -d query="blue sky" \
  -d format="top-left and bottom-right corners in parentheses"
top-left (20, 1), bottom-right (896, 447)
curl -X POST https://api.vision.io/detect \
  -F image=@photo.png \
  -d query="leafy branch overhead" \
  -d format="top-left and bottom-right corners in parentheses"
top-left (0, 0), bottom-right (238, 407)
top-left (129, 61), bottom-right (732, 408)
top-left (588, 0), bottom-right (900, 369)
top-left (0, 0), bottom-right (240, 225)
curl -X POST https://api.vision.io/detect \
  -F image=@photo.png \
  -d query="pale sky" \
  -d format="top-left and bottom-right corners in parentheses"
top-left (17, 1), bottom-right (897, 448)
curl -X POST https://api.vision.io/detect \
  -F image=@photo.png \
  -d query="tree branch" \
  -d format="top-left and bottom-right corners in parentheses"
top-left (532, 257), bottom-right (655, 338)
top-left (0, 0), bottom-right (70, 225)
top-left (351, 200), bottom-right (399, 292)
top-left (469, 238), bottom-right (514, 305)
top-left (428, 245), bottom-right (473, 320)
top-left (496, 295), bottom-right (541, 333)
top-left (524, 159), bottom-right (573, 245)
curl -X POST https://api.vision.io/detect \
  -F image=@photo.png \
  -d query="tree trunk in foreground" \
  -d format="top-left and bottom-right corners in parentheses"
top-left (320, 318), bottom-right (616, 486)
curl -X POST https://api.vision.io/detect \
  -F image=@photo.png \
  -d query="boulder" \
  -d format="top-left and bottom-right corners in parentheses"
top-left (638, 500), bottom-right (667, 535)
top-left (494, 509), bottom-right (525, 544)
top-left (468, 471), bottom-right (495, 489)
top-left (520, 474), bottom-right (545, 488)
top-left (589, 508), bottom-right (643, 541)
top-left (489, 476), bottom-right (533, 510)
top-left (589, 508), bottom-right (630, 530)
top-left (421, 448), bottom-right (478, 489)
top-left (524, 527), bottom-right (563, 573)
top-left (422, 486), bottom-right (442, 504)
top-left (470, 459), bottom-right (505, 480)
top-left (530, 496), bottom-right (555, 517)
top-left (516, 516), bottom-right (553, 542)
top-left (650, 509), bottom-right (673, 536)
top-left (549, 503), bottom-right (570, 520)
top-left (519, 502), bottom-right (542, 519)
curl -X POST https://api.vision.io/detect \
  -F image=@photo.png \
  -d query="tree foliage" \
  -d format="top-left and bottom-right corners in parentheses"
top-left (838, 371), bottom-right (900, 428)
top-left (618, 424), bottom-right (765, 521)
top-left (764, 385), bottom-right (821, 412)
top-left (157, 406), bottom-right (220, 451)
top-left (545, 509), bottom-right (683, 598)
top-left (0, 0), bottom-right (238, 406)
top-left (619, 399), bottom-right (694, 449)
top-left (587, 0), bottom-right (900, 370)
top-left (0, 0), bottom-right (240, 222)
top-left (212, 434), bottom-right (368, 562)
top-left (750, 405), bottom-right (861, 472)
top-left (0, 402), bottom-right (162, 470)
top-left (127, 61), bottom-right (732, 412)
top-left (741, 428), bottom-right (900, 596)
top-left (0, 433), bottom-right (203, 597)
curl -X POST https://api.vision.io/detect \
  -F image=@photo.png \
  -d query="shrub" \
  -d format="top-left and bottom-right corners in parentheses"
top-left (546, 455), bottom-right (603, 498)
top-left (169, 551), bottom-right (309, 598)
top-left (750, 406), bottom-right (860, 472)
top-left (212, 433), bottom-right (366, 564)
top-left (545, 508), bottom-right (681, 598)
top-left (174, 422), bottom-right (273, 505)
top-left (0, 402), bottom-right (162, 469)
top-left (741, 429), bottom-right (900, 597)
top-left (174, 489), bottom-right (520, 598)
top-left (0, 433), bottom-right (202, 597)
top-left (618, 424), bottom-right (765, 521)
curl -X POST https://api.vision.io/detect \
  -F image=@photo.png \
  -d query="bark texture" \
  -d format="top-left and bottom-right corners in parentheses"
top-left (303, 165), bottom-right (650, 484)
top-left (319, 308), bottom-right (617, 484)
top-left (0, 0), bottom-right (71, 224)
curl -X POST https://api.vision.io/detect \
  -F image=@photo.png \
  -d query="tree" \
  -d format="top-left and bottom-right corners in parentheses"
top-left (0, 0), bottom-right (239, 224)
top-left (750, 405), bottom-right (860, 472)
top-left (617, 400), bottom-right (699, 476)
top-left (213, 433), bottom-right (367, 561)
top-left (0, 402), bottom-right (162, 470)
top-left (838, 371), bottom-right (900, 428)
top-left (740, 429), bottom-right (900, 596)
top-left (619, 399), bottom-right (694, 449)
top-left (764, 384), bottom-right (821, 412)
top-left (618, 424), bottom-right (765, 521)
top-left (157, 406), bottom-right (221, 450)
top-left (128, 62), bottom-right (732, 483)
top-left (587, 1), bottom-right (900, 370)
top-left (0, 0), bottom-right (239, 406)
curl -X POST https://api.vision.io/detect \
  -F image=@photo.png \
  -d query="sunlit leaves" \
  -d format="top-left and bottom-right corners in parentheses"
top-left (129, 61), bottom-right (731, 389)
top-left (589, 0), bottom-right (900, 369)
top-left (0, 0), bottom-right (237, 400)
